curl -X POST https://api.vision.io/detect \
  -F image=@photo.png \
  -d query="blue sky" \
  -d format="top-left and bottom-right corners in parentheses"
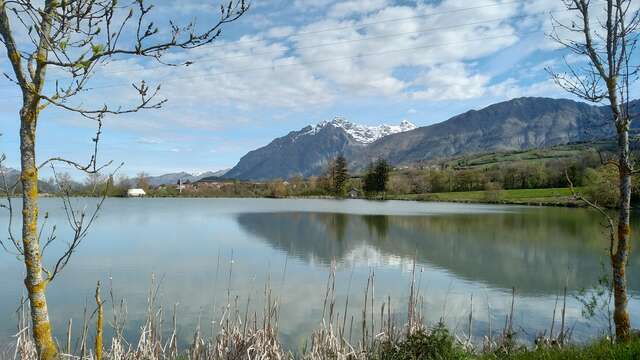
top-left (0, 0), bottom-right (636, 177)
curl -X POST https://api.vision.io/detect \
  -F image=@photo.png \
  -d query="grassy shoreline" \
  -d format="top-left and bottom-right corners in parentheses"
top-left (389, 331), bottom-right (640, 360)
top-left (384, 188), bottom-right (582, 207)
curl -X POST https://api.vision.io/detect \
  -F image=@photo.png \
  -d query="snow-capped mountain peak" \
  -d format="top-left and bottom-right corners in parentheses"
top-left (309, 117), bottom-right (417, 144)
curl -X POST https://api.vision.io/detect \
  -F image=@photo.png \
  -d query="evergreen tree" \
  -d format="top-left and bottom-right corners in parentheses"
top-left (363, 162), bottom-right (377, 194)
top-left (374, 158), bottom-right (391, 193)
top-left (320, 159), bottom-right (336, 193)
top-left (333, 155), bottom-right (349, 196)
top-left (363, 158), bottom-right (390, 194)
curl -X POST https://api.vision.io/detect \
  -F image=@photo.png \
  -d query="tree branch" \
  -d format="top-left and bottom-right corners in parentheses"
top-left (0, 0), bottom-right (29, 90)
top-left (566, 171), bottom-right (616, 257)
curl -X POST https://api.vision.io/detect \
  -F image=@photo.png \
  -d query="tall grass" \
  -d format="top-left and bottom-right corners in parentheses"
top-left (6, 263), bottom-right (633, 360)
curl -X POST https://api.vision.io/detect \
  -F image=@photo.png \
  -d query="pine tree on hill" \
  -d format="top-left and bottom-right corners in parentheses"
top-left (363, 158), bottom-right (390, 195)
top-left (334, 155), bottom-right (349, 196)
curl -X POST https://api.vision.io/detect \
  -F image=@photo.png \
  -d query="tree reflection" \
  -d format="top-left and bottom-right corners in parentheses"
top-left (362, 215), bottom-right (389, 240)
top-left (236, 208), bottom-right (640, 295)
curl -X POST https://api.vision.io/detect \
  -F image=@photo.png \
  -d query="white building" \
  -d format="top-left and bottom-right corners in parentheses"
top-left (127, 188), bottom-right (146, 197)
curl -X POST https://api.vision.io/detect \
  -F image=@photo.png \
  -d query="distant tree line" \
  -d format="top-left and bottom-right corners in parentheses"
top-left (390, 154), bottom-right (600, 195)
top-left (316, 156), bottom-right (391, 197)
top-left (38, 171), bottom-right (154, 197)
top-left (37, 151), bottom-right (636, 207)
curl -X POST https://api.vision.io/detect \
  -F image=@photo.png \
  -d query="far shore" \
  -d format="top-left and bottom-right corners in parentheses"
top-left (30, 187), bottom-right (589, 208)
top-left (385, 187), bottom-right (585, 207)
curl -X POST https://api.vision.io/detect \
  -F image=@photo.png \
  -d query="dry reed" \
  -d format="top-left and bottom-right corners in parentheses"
top-left (5, 262), bottom-right (574, 360)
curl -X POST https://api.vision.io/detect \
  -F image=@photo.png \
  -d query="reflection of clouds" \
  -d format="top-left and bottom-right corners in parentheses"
top-left (0, 198), bottom-right (638, 349)
top-left (342, 244), bottom-right (411, 269)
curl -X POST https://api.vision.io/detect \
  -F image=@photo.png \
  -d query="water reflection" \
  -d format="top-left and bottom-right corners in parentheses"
top-left (0, 198), bottom-right (638, 349)
top-left (236, 209), bottom-right (640, 295)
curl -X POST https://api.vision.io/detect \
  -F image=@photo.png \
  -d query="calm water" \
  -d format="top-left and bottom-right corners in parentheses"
top-left (0, 198), bottom-right (639, 349)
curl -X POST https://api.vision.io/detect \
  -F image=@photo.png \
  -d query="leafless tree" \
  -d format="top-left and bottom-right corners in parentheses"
top-left (548, 0), bottom-right (639, 341)
top-left (0, 0), bottom-right (248, 358)
top-left (136, 171), bottom-right (150, 191)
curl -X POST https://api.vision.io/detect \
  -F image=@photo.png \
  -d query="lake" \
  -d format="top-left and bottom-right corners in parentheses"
top-left (0, 198), bottom-right (638, 350)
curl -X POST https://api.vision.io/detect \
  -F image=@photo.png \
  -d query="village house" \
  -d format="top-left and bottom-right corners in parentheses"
top-left (126, 188), bottom-right (146, 197)
top-left (348, 188), bottom-right (361, 199)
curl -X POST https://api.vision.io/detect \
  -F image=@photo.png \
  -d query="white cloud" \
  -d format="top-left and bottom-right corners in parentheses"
top-left (489, 78), bottom-right (566, 99)
top-left (328, 0), bottom-right (389, 18)
top-left (294, 0), bottom-right (334, 10)
top-left (265, 26), bottom-right (296, 38)
top-left (51, 35), bottom-right (335, 136)
top-left (169, 147), bottom-right (192, 153)
top-left (292, 0), bottom-right (519, 98)
top-left (140, 37), bottom-right (333, 109)
top-left (410, 63), bottom-right (490, 101)
top-left (136, 137), bottom-right (163, 145)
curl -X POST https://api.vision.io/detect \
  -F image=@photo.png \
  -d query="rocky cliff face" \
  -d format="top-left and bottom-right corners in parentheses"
top-left (355, 97), bottom-right (616, 167)
top-left (224, 119), bottom-right (416, 180)
top-left (225, 97), bottom-right (638, 180)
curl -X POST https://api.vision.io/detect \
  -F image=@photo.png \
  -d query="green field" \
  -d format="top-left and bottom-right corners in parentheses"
top-left (432, 141), bottom-right (616, 170)
top-left (389, 187), bottom-right (580, 206)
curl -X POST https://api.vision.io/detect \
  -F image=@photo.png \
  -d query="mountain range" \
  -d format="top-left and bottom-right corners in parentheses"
top-left (224, 118), bottom-right (417, 180)
top-left (224, 97), bottom-right (640, 180)
top-left (146, 169), bottom-right (229, 186)
top-left (0, 166), bottom-right (230, 187)
top-left (0, 167), bottom-right (229, 188)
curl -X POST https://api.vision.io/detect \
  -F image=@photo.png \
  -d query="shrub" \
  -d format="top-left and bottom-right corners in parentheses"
top-left (375, 324), bottom-right (471, 360)
top-left (483, 182), bottom-right (504, 203)
top-left (583, 165), bottom-right (619, 207)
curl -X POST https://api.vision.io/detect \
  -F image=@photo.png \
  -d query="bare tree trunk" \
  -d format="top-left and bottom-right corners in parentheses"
top-left (613, 124), bottom-right (631, 340)
top-left (20, 102), bottom-right (58, 359)
top-left (95, 282), bottom-right (104, 360)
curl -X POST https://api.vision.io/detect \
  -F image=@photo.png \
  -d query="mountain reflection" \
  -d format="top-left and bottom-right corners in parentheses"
top-left (236, 209), bottom-right (640, 295)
